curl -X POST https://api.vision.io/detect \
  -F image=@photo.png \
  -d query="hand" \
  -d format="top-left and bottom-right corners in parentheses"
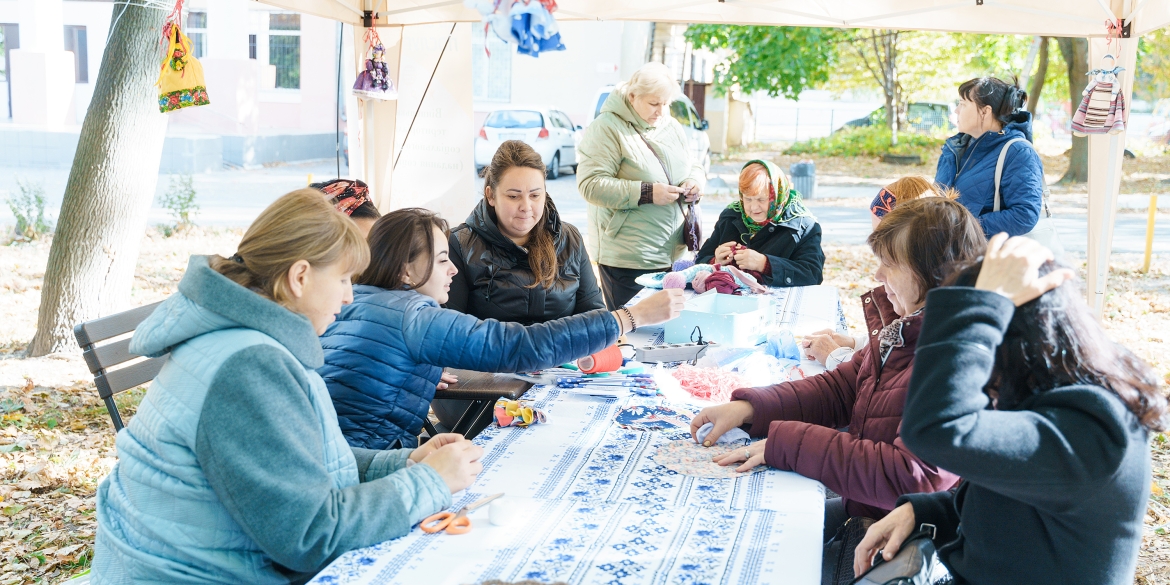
top-left (436, 371), bottom-right (459, 391)
top-left (679, 180), bottom-right (701, 203)
top-left (626, 288), bottom-right (685, 327)
top-left (854, 502), bottom-right (917, 576)
top-left (807, 328), bottom-right (856, 349)
top-left (689, 400), bottom-right (754, 446)
top-left (733, 248), bottom-right (768, 272)
top-left (652, 183), bottom-right (686, 205)
top-left (409, 432), bottom-right (465, 463)
top-left (711, 439), bottom-right (767, 472)
top-left (713, 242), bottom-right (736, 265)
top-left (801, 332), bottom-right (846, 364)
top-left (975, 233), bottom-right (1075, 306)
top-left (418, 440), bottom-right (484, 493)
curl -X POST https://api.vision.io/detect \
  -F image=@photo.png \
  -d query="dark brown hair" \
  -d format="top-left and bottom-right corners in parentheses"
top-left (867, 197), bottom-right (985, 304)
top-left (958, 76), bottom-right (1027, 127)
top-left (356, 208), bottom-right (449, 291)
top-left (945, 261), bottom-right (1170, 432)
top-left (211, 189), bottom-right (369, 305)
top-left (484, 140), bottom-right (557, 289)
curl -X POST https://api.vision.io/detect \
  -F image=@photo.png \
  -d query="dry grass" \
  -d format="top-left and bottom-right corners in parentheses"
top-left (1, 229), bottom-right (1168, 583)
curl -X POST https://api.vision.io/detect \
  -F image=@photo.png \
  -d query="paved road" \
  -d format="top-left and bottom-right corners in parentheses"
top-left (2, 164), bottom-right (1165, 255)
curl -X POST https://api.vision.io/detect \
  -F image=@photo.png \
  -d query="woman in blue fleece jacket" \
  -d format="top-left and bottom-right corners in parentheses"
top-left (854, 235), bottom-right (1170, 585)
top-left (94, 190), bottom-right (484, 584)
top-left (319, 207), bottom-right (683, 450)
top-left (935, 77), bottom-right (1047, 237)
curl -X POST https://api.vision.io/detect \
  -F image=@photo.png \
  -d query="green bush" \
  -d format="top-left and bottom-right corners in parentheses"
top-left (158, 175), bottom-right (199, 236)
top-left (6, 180), bottom-right (52, 242)
top-left (785, 126), bottom-right (945, 159)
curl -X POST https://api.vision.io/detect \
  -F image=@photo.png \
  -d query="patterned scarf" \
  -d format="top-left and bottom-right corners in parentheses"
top-left (729, 159), bottom-right (812, 236)
top-left (878, 308), bottom-right (923, 366)
top-left (314, 179), bottom-right (371, 216)
top-left (869, 187), bottom-right (897, 218)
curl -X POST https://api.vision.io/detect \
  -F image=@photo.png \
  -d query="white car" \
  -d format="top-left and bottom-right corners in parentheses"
top-left (587, 85), bottom-right (711, 176)
top-left (474, 107), bottom-right (581, 180)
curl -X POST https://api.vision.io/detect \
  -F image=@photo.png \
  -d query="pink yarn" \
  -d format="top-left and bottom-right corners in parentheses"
top-left (662, 272), bottom-right (687, 290)
top-left (692, 270), bottom-right (713, 293)
top-left (671, 364), bottom-right (752, 403)
top-left (704, 271), bottom-right (739, 295)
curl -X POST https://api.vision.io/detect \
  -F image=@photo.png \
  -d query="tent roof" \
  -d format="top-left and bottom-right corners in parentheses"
top-left (254, 0), bottom-right (1168, 37)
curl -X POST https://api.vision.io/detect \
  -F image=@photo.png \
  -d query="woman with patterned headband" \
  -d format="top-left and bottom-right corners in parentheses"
top-left (313, 178), bottom-right (381, 237)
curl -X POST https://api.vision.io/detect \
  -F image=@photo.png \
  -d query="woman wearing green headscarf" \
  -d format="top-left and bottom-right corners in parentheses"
top-left (695, 160), bottom-right (824, 287)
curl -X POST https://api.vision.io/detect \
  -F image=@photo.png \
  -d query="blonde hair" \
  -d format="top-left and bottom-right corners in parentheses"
top-left (211, 188), bottom-right (370, 306)
top-left (885, 175), bottom-right (959, 203)
top-left (620, 62), bottom-right (679, 102)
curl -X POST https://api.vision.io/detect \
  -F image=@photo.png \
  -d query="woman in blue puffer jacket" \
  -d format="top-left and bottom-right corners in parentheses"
top-left (319, 207), bottom-right (684, 450)
top-left (935, 76), bottom-right (1046, 237)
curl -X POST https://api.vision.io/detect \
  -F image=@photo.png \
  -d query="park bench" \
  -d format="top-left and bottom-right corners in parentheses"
top-left (73, 301), bottom-right (164, 431)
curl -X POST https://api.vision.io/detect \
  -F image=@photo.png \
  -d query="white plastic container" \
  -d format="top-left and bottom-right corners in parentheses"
top-left (663, 292), bottom-right (771, 347)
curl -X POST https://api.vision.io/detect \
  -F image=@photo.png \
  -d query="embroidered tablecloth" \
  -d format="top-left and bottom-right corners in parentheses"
top-left (310, 286), bottom-right (843, 585)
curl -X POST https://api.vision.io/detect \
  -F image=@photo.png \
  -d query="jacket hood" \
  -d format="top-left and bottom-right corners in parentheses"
top-left (945, 109), bottom-right (1034, 151)
top-left (130, 255), bottom-right (323, 368)
top-left (465, 196), bottom-right (563, 255)
top-left (600, 88), bottom-right (653, 132)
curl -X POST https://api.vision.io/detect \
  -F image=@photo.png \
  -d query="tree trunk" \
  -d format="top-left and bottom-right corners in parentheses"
top-left (1057, 37), bottom-right (1089, 184)
top-left (884, 32), bottom-right (899, 146)
top-left (1026, 37), bottom-right (1049, 114)
top-left (27, 3), bottom-right (169, 356)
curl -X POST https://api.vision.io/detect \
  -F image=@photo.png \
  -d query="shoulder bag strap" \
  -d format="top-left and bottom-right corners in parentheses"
top-left (993, 137), bottom-right (1029, 213)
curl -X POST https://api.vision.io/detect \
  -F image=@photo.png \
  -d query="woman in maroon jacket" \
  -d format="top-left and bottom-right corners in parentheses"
top-left (691, 197), bottom-right (985, 538)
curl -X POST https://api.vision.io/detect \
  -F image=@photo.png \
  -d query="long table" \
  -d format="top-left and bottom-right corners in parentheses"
top-left (310, 285), bottom-right (846, 585)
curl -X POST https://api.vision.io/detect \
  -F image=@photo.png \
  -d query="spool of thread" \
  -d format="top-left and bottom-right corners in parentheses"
top-left (489, 498), bottom-right (514, 526)
top-left (577, 345), bottom-right (623, 374)
top-left (672, 259), bottom-right (695, 272)
top-left (662, 272), bottom-right (687, 290)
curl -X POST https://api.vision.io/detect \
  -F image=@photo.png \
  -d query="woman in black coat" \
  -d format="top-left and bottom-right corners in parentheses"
top-left (695, 159), bottom-right (824, 287)
top-left (854, 235), bottom-right (1169, 585)
top-left (446, 140), bottom-right (603, 324)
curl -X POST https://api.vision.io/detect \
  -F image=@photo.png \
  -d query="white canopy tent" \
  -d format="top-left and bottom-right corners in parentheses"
top-left (253, 0), bottom-right (1168, 316)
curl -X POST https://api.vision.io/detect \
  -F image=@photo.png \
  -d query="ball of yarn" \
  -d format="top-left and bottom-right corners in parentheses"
top-left (662, 272), bottom-right (687, 290)
top-left (692, 270), bottom-right (713, 293)
top-left (672, 259), bottom-right (695, 273)
top-left (705, 271), bottom-right (739, 295)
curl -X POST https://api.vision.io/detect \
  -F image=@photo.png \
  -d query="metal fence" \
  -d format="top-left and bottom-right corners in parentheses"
top-left (269, 35), bottom-right (300, 90)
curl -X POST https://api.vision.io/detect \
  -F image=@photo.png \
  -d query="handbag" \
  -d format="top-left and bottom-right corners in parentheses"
top-left (822, 516), bottom-right (875, 585)
top-left (993, 138), bottom-right (1064, 260)
top-left (636, 130), bottom-right (702, 252)
top-left (156, 22), bottom-right (210, 113)
top-left (852, 524), bottom-right (951, 585)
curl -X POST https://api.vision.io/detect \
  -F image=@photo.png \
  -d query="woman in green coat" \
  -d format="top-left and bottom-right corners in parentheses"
top-left (577, 62), bottom-right (706, 309)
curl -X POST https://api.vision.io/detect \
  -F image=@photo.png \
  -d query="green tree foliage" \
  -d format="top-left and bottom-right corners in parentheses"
top-left (684, 25), bottom-right (842, 100)
top-left (1136, 28), bottom-right (1170, 103)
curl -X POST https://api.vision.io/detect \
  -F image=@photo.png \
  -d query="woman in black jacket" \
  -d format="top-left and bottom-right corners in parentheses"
top-left (447, 140), bottom-right (603, 324)
top-left (854, 235), bottom-right (1169, 585)
top-left (695, 159), bottom-right (824, 287)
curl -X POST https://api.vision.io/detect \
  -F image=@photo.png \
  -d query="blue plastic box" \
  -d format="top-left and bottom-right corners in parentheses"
top-left (663, 292), bottom-right (771, 347)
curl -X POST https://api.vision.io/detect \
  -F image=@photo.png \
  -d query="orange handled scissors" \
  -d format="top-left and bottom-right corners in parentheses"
top-left (420, 492), bottom-right (504, 535)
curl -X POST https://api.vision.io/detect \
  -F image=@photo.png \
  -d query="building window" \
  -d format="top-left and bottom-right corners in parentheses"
top-left (186, 11), bottom-right (207, 58)
top-left (269, 13), bottom-right (300, 89)
top-left (63, 25), bottom-right (88, 83)
top-left (471, 33), bottom-right (511, 102)
top-left (249, 34), bottom-right (257, 59)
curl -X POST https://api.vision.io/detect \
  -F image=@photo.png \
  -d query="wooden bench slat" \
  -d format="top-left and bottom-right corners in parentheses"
top-left (82, 337), bottom-right (139, 375)
top-left (96, 357), bottom-right (167, 399)
top-left (73, 301), bottom-right (162, 348)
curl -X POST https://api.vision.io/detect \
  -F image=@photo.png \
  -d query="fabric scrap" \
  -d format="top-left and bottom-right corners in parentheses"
top-left (694, 422), bottom-right (751, 446)
top-left (494, 399), bottom-right (547, 428)
top-left (615, 405), bottom-right (692, 432)
top-left (653, 440), bottom-right (766, 479)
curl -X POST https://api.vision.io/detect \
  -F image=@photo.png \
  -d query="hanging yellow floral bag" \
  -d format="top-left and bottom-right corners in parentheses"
top-left (157, 21), bottom-right (209, 113)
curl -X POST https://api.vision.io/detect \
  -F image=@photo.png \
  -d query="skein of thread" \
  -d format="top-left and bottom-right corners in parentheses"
top-left (692, 270), bottom-right (713, 293)
top-left (705, 271), bottom-right (739, 295)
top-left (577, 345), bottom-right (623, 374)
top-left (662, 272), bottom-right (687, 290)
top-left (672, 259), bottom-right (695, 272)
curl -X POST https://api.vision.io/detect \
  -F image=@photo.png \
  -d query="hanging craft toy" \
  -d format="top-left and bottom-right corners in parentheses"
top-left (156, 0), bottom-right (210, 113)
top-left (352, 28), bottom-right (398, 101)
top-left (1072, 20), bottom-right (1128, 136)
top-left (465, 0), bottom-right (565, 57)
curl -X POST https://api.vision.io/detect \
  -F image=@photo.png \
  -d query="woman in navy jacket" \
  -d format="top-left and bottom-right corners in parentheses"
top-left (319, 208), bottom-right (683, 450)
top-left (935, 77), bottom-right (1046, 237)
top-left (855, 235), bottom-right (1168, 584)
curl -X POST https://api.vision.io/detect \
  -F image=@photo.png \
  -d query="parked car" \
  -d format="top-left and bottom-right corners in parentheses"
top-left (842, 102), bottom-right (954, 134)
top-left (587, 85), bottom-right (712, 176)
top-left (474, 106), bottom-right (581, 180)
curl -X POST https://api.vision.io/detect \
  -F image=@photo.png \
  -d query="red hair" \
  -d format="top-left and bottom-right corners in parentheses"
top-left (738, 163), bottom-right (770, 198)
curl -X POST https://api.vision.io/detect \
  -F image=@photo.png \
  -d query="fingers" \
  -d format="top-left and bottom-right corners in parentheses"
top-left (985, 232), bottom-right (1010, 258)
top-left (880, 520), bottom-right (916, 562)
top-left (735, 453), bottom-right (765, 473)
top-left (701, 418), bottom-right (736, 447)
top-left (853, 528), bottom-right (888, 576)
top-left (1034, 268), bottom-right (1076, 295)
top-left (430, 433), bottom-right (464, 448)
top-left (690, 411), bottom-right (712, 443)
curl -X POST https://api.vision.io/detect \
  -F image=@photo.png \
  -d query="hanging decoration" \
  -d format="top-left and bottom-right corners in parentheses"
top-left (156, 0), bottom-right (210, 113)
top-left (465, 0), bottom-right (566, 58)
top-left (352, 28), bottom-right (398, 101)
top-left (1071, 20), bottom-right (1128, 136)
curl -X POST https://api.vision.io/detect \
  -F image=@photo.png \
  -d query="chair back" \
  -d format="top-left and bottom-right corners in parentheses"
top-left (73, 301), bottom-right (165, 431)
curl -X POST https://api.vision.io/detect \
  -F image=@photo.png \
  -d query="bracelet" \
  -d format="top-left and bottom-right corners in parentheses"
top-left (620, 307), bottom-right (637, 333)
